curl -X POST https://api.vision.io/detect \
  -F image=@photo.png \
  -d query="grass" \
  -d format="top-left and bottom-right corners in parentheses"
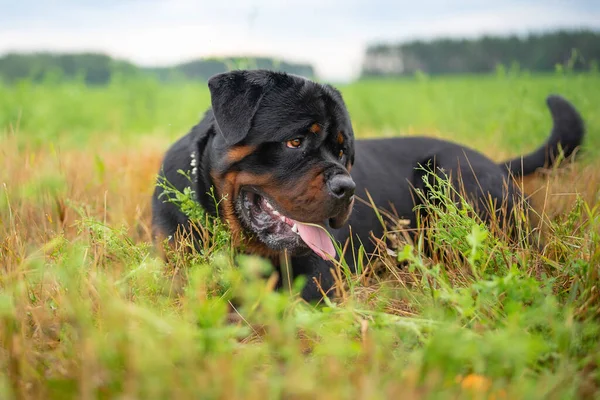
top-left (1, 71), bottom-right (600, 399)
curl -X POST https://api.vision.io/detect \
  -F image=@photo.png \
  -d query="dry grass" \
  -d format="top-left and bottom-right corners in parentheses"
top-left (2, 132), bottom-right (599, 398)
top-left (1, 135), bottom-right (165, 249)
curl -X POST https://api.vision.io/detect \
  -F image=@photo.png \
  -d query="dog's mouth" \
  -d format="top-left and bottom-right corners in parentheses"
top-left (235, 188), bottom-right (336, 259)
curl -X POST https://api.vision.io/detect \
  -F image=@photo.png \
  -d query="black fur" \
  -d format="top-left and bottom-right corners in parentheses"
top-left (503, 95), bottom-right (585, 176)
top-left (152, 70), bottom-right (585, 302)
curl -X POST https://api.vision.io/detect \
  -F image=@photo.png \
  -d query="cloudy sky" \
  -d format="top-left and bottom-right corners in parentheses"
top-left (1, 0), bottom-right (599, 81)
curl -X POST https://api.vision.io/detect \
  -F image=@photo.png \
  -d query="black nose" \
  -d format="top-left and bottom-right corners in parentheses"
top-left (327, 174), bottom-right (355, 201)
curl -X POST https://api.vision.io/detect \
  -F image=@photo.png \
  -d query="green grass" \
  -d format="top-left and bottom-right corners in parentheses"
top-left (2, 72), bottom-right (599, 155)
top-left (344, 73), bottom-right (600, 154)
top-left (1, 71), bottom-right (600, 399)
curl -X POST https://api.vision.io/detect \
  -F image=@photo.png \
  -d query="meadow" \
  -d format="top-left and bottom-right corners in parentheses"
top-left (1, 71), bottom-right (600, 399)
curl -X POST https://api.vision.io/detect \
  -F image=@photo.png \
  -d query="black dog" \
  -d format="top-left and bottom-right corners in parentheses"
top-left (152, 69), bottom-right (585, 301)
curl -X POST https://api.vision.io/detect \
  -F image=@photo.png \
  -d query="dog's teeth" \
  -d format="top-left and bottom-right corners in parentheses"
top-left (265, 202), bottom-right (273, 209)
top-left (272, 209), bottom-right (280, 216)
top-left (292, 224), bottom-right (298, 233)
top-left (279, 216), bottom-right (286, 223)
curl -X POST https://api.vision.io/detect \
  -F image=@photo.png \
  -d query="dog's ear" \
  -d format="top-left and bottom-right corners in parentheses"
top-left (208, 70), bottom-right (272, 145)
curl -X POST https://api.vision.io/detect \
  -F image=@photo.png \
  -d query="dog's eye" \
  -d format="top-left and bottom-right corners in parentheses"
top-left (286, 138), bottom-right (303, 149)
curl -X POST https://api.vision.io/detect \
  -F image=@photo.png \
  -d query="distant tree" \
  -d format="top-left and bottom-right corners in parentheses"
top-left (144, 57), bottom-right (315, 82)
top-left (0, 52), bottom-right (315, 85)
top-left (361, 29), bottom-right (600, 78)
top-left (0, 52), bottom-right (138, 84)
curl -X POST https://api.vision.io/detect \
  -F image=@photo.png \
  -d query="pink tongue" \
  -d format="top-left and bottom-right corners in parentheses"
top-left (293, 221), bottom-right (336, 260)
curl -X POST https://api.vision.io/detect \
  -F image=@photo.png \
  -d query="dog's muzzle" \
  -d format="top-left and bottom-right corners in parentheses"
top-left (326, 174), bottom-right (356, 229)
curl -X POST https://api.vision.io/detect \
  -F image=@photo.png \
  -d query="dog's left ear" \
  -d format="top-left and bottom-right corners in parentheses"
top-left (208, 70), bottom-right (272, 145)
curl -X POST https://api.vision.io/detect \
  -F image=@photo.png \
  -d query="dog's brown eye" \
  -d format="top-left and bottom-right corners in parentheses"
top-left (286, 138), bottom-right (303, 148)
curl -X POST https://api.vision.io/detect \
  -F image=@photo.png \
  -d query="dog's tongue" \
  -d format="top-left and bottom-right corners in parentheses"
top-left (293, 221), bottom-right (336, 260)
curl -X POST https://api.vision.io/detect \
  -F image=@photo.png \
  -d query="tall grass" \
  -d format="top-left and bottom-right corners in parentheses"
top-left (1, 71), bottom-right (600, 398)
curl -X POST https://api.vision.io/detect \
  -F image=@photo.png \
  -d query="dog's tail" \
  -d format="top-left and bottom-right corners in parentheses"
top-left (502, 95), bottom-right (585, 178)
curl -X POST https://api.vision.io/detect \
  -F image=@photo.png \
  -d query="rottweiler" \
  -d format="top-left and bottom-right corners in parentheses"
top-left (151, 69), bottom-right (585, 301)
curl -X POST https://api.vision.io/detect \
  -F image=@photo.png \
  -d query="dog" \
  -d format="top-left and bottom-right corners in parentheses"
top-left (151, 69), bottom-right (585, 301)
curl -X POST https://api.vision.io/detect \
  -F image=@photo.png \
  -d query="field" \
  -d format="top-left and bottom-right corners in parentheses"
top-left (1, 71), bottom-right (600, 399)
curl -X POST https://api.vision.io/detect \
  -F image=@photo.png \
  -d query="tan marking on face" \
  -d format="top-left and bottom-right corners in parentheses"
top-left (337, 132), bottom-right (344, 145)
top-left (309, 123), bottom-right (321, 134)
top-left (329, 196), bottom-right (355, 229)
top-left (211, 169), bottom-right (279, 258)
top-left (226, 145), bottom-right (257, 164)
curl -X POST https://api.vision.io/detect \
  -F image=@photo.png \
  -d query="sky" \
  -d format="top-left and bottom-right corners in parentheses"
top-left (1, 0), bottom-right (599, 81)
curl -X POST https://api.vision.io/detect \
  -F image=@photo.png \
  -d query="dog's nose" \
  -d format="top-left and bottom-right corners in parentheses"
top-left (327, 175), bottom-right (355, 201)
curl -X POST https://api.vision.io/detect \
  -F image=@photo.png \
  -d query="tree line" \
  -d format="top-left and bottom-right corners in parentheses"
top-left (1, 29), bottom-right (598, 84)
top-left (361, 29), bottom-right (600, 77)
top-left (0, 53), bottom-right (315, 85)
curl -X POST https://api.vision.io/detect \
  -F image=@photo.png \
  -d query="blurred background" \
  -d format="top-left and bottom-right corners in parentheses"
top-left (1, 0), bottom-right (599, 84)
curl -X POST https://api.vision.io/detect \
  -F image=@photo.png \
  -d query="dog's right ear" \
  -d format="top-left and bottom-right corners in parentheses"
top-left (208, 70), bottom-right (272, 145)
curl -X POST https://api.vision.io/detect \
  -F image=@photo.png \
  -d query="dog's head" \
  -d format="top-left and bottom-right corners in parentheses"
top-left (208, 69), bottom-right (355, 260)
